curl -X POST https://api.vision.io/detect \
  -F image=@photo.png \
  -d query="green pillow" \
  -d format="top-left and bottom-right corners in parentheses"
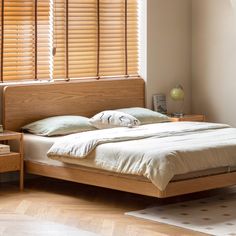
top-left (22, 115), bottom-right (96, 136)
top-left (116, 107), bottom-right (170, 125)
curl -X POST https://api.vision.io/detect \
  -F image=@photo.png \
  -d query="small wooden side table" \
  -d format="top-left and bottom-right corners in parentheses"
top-left (0, 131), bottom-right (23, 190)
top-left (170, 114), bottom-right (205, 122)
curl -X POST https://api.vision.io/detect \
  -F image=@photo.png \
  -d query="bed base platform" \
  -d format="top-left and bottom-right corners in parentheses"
top-left (25, 161), bottom-right (236, 198)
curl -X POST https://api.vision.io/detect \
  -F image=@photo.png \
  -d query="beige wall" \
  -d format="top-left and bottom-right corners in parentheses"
top-left (143, 0), bottom-right (192, 114)
top-left (192, 0), bottom-right (236, 126)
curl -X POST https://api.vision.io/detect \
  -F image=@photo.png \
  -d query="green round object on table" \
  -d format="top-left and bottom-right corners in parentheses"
top-left (170, 86), bottom-right (184, 101)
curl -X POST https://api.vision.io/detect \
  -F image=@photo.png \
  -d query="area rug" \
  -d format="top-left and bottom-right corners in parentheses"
top-left (126, 193), bottom-right (236, 236)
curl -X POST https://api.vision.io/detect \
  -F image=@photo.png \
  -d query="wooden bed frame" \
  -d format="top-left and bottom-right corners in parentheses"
top-left (3, 78), bottom-right (236, 198)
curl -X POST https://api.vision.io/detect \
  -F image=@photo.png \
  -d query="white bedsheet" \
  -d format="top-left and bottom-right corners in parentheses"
top-left (23, 134), bottom-right (106, 169)
top-left (24, 134), bottom-right (63, 166)
top-left (47, 122), bottom-right (236, 191)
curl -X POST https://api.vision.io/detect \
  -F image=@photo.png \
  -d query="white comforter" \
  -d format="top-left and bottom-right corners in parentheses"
top-left (47, 122), bottom-right (236, 191)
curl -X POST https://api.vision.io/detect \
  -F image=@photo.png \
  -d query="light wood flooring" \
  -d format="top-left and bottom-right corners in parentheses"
top-left (0, 177), bottom-right (233, 236)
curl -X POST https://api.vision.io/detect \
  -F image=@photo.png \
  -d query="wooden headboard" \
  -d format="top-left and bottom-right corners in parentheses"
top-left (3, 78), bottom-right (145, 131)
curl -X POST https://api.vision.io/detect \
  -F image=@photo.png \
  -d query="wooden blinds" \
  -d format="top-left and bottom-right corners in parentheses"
top-left (0, 0), bottom-right (138, 82)
top-left (37, 0), bottom-right (52, 80)
top-left (53, 0), bottom-right (67, 79)
top-left (0, 0), bottom-right (52, 82)
top-left (53, 0), bottom-right (139, 80)
top-left (99, 0), bottom-right (138, 77)
top-left (67, 0), bottom-right (97, 79)
top-left (2, 0), bottom-right (35, 81)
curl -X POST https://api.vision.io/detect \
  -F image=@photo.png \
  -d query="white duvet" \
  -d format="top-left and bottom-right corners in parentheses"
top-left (47, 122), bottom-right (236, 191)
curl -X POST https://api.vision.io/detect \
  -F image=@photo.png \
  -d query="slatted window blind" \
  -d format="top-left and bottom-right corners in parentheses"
top-left (37, 0), bottom-right (52, 80)
top-left (127, 0), bottom-right (138, 76)
top-left (2, 0), bottom-right (35, 81)
top-left (0, 0), bottom-right (138, 82)
top-left (67, 0), bottom-right (98, 79)
top-left (53, 0), bottom-right (66, 79)
top-left (99, 0), bottom-right (138, 77)
top-left (0, 0), bottom-right (53, 82)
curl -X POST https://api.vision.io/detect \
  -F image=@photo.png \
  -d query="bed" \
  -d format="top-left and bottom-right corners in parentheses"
top-left (3, 78), bottom-right (236, 198)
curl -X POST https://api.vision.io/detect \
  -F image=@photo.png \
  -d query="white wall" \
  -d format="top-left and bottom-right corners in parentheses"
top-left (192, 0), bottom-right (236, 126)
top-left (142, 0), bottom-right (192, 114)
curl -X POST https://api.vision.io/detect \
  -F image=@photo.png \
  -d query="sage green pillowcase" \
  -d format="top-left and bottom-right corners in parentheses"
top-left (116, 107), bottom-right (170, 125)
top-left (22, 115), bottom-right (96, 137)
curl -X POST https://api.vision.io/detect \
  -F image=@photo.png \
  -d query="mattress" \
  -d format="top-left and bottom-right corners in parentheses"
top-left (23, 133), bottom-right (236, 183)
top-left (23, 134), bottom-right (63, 166)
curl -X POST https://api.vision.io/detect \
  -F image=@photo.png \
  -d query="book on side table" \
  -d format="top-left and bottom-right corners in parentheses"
top-left (0, 144), bottom-right (10, 155)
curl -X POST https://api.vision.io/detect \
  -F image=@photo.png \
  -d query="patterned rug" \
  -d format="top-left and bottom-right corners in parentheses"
top-left (126, 192), bottom-right (236, 236)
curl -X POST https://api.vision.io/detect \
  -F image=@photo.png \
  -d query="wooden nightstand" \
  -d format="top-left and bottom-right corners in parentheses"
top-left (170, 114), bottom-right (205, 122)
top-left (0, 131), bottom-right (23, 190)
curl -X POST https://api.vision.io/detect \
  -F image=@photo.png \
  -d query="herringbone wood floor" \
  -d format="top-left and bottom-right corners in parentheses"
top-left (0, 177), bottom-right (230, 236)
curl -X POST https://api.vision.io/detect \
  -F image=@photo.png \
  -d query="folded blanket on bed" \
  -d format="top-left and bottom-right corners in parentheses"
top-left (47, 122), bottom-right (236, 191)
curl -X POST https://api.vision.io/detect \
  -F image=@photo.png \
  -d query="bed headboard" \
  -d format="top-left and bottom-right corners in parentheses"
top-left (3, 78), bottom-right (145, 131)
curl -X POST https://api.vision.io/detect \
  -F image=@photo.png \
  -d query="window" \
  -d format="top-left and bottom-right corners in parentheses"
top-left (1, 0), bottom-right (36, 81)
top-left (0, 0), bottom-right (138, 82)
top-left (0, 0), bottom-right (53, 81)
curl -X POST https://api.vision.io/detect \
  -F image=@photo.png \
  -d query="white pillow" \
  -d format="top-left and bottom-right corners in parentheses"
top-left (89, 110), bottom-right (140, 129)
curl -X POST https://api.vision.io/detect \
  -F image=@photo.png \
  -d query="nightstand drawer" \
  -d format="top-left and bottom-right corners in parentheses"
top-left (0, 153), bottom-right (21, 173)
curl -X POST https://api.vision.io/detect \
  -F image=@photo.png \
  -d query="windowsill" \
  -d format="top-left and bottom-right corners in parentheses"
top-left (0, 76), bottom-right (141, 87)
top-left (0, 80), bottom-right (53, 87)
